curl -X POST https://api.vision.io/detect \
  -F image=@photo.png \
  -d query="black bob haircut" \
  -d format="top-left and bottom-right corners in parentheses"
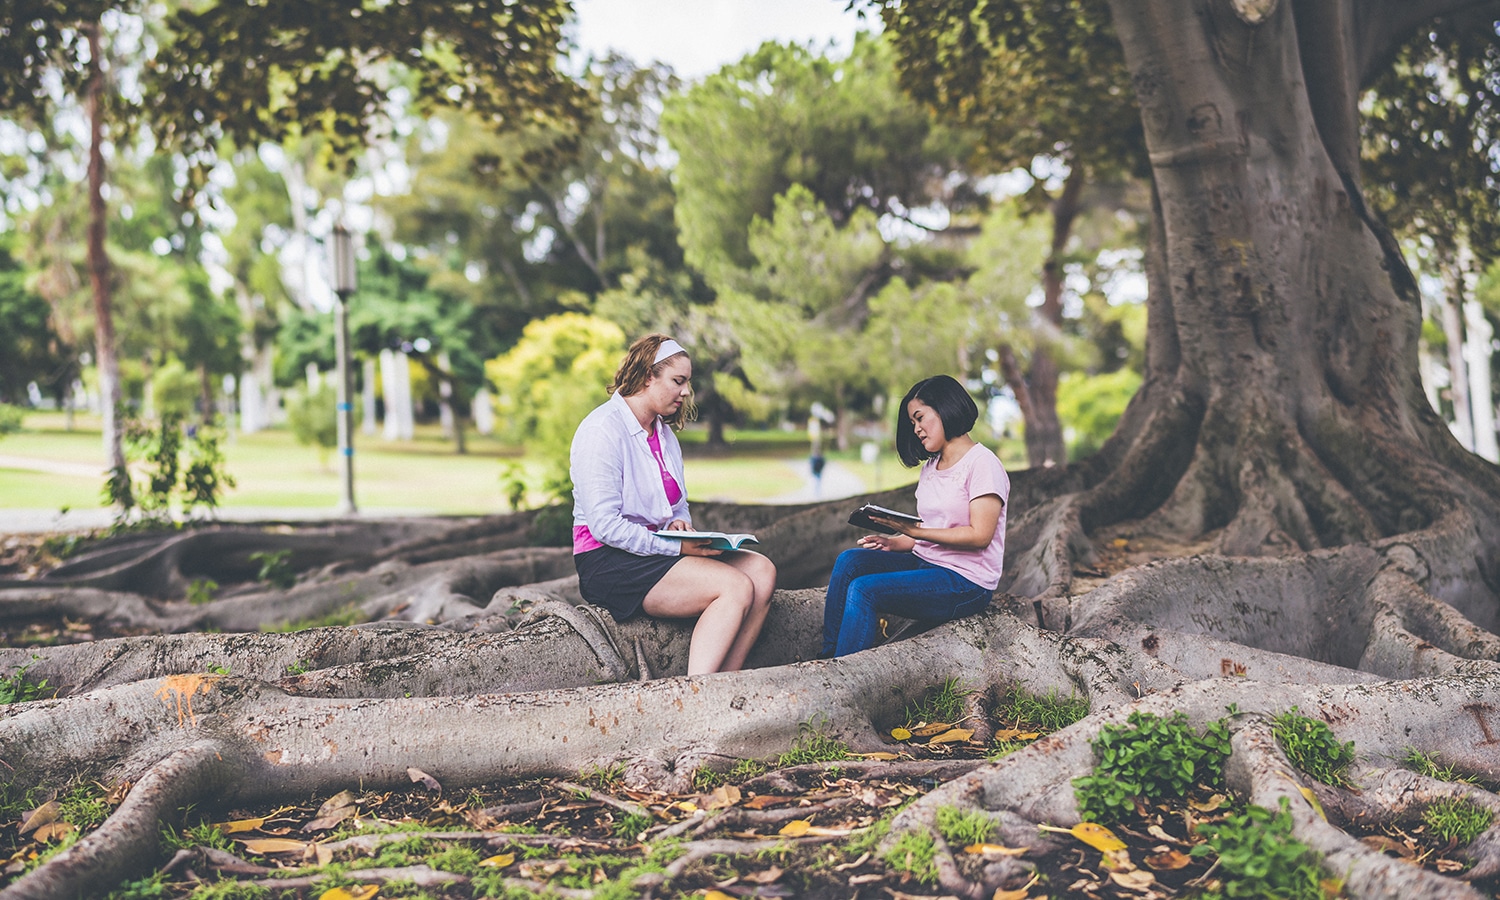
top-left (894, 375), bottom-right (980, 467)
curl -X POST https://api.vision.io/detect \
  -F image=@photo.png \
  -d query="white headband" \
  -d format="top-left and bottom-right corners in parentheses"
top-left (653, 338), bottom-right (686, 364)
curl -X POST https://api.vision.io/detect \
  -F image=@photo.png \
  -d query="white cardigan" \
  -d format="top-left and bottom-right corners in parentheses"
top-left (570, 391), bottom-right (691, 557)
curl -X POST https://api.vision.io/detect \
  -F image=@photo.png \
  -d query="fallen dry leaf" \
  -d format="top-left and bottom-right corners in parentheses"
top-left (992, 873), bottom-right (1040, 899)
top-left (928, 728), bottom-right (975, 745)
top-left (890, 727), bottom-right (913, 741)
top-left (779, 819), bottom-right (812, 836)
top-left (705, 785), bottom-right (741, 809)
top-left (1109, 868), bottom-right (1156, 892)
top-left (479, 852), bottom-right (515, 868)
top-left (742, 866), bottom-right (783, 884)
top-left (1038, 822), bottom-right (1128, 852)
top-left (237, 838), bottom-right (308, 855)
top-left (1360, 835), bottom-right (1415, 858)
top-left (303, 790), bottom-right (359, 832)
top-left (407, 767), bottom-right (441, 792)
top-left (858, 751), bottom-right (901, 760)
top-left (992, 729), bottom-right (1040, 741)
top-left (31, 822), bottom-right (75, 843)
top-left (18, 801), bottom-right (59, 836)
top-left (909, 722), bottom-right (953, 738)
top-left (742, 795), bottom-right (788, 810)
top-left (213, 817), bottom-right (266, 835)
top-left (1144, 849), bottom-right (1192, 870)
top-left (1188, 793), bottom-right (1227, 812)
top-left (964, 843), bottom-right (1027, 856)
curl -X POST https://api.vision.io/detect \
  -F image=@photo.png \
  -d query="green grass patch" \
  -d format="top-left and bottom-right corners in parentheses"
top-left (881, 828), bottom-right (938, 885)
top-left (1072, 710), bottom-right (1231, 824)
top-left (1273, 707), bottom-right (1355, 787)
top-left (0, 657), bottom-right (50, 704)
top-left (935, 805), bottom-right (994, 848)
top-left (904, 677), bottom-right (974, 727)
top-left (998, 685), bottom-right (1090, 732)
top-left (1423, 796), bottom-right (1493, 846)
top-left (1401, 747), bottom-right (1481, 786)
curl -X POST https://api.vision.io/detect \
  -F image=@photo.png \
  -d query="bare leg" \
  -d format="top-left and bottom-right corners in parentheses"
top-left (716, 551), bottom-right (776, 672)
top-left (643, 557), bottom-right (755, 675)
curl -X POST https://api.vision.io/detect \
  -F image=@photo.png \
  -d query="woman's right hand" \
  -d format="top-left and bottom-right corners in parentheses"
top-left (857, 533), bottom-right (914, 552)
top-left (679, 539), bottom-right (723, 557)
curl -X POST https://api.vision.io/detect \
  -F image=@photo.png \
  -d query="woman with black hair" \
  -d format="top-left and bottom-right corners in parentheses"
top-left (821, 374), bottom-right (1009, 658)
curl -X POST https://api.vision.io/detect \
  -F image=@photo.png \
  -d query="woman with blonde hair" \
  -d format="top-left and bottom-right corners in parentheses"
top-left (570, 333), bottom-right (776, 675)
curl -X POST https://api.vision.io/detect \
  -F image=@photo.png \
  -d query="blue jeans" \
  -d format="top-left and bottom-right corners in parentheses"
top-left (822, 548), bottom-right (993, 657)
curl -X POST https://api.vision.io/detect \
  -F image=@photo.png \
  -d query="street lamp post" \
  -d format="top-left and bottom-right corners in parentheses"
top-left (330, 224), bottom-right (358, 515)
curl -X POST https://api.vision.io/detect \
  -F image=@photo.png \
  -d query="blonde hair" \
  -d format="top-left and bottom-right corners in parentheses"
top-left (609, 333), bottom-right (696, 429)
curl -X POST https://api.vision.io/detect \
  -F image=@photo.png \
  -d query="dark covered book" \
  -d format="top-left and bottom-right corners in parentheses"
top-left (847, 504), bottom-right (923, 535)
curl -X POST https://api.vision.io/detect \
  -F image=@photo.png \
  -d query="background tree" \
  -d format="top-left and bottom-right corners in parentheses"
top-left (0, 234), bottom-right (72, 407)
top-left (879, 0), bottom-right (1147, 467)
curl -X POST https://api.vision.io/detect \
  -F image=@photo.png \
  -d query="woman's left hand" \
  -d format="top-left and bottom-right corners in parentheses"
top-left (663, 519), bottom-right (692, 531)
top-left (858, 532), bottom-right (915, 552)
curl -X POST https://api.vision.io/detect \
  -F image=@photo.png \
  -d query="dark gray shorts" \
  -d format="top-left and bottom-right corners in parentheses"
top-left (574, 545), bottom-right (684, 621)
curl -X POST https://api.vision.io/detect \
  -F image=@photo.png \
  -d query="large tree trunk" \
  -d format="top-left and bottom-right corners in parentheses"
top-left (85, 19), bottom-right (124, 476)
top-left (7, 4), bottom-right (1500, 899)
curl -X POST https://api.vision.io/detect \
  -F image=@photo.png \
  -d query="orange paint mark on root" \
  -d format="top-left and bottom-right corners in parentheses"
top-left (154, 674), bottom-right (222, 727)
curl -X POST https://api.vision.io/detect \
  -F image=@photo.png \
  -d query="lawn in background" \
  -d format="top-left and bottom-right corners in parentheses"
top-left (0, 412), bottom-right (894, 514)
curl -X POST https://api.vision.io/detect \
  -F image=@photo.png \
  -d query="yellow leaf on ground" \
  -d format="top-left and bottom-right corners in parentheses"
top-left (858, 752), bottom-right (901, 760)
top-left (213, 817), bottom-right (265, 834)
top-left (890, 727), bottom-right (912, 741)
top-left (317, 886), bottom-right (378, 900)
top-left (964, 843), bottom-right (1027, 856)
top-left (238, 838), bottom-right (308, 855)
top-left (928, 728), bottom-right (975, 744)
top-left (910, 722), bottom-right (953, 738)
top-left (803, 825), bottom-right (853, 836)
top-left (479, 853), bottom-right (515, 868)
top-left (779, 819), bottom-right (812, 836)
top-left (1038, 822), bottom-right (1127, 852)
top-left (1188, 793), bottom-right (1227, 811)
top-left (992, 729), bottom-right (1040, 741)
top-left (703, 892), bottom-right (736, 900)
top-left (1297, 786), bottom-right (1327, 820)
top-left (993, 873), bottom-right (1040, 899)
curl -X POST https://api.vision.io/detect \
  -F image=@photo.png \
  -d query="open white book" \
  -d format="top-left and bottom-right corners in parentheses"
top-left (653, 530), bottom-right (760, 551)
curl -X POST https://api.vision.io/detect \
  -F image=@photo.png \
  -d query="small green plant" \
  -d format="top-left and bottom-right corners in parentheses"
top-left (185, 578), bottom-right (219, 605)
top-left (578, 763), bottom-right (625, 789)
top-left (882, 828), bottom-right (938, 884)
top-left (905, 678), bottom-right (974, 726)
top-left (0, 402), bottom-right (23, 435)
top-left (693, 757), bottom-right (768, 790)
top-left (424, 843), bottom-right (483, 875)
top-left (1273, 707), bottom-right (1355, 787)
top-left (1423, 796), bottom-right (1494, 846)
top-left (612, 811), bottom-right (654, 841)
top-left (58, 781), bottom-right (110, 831)
top-left (1401, 747), bottom-right (1480, 785)
top-left (999, 686), bottom-right (1090, 732)
top-left (206, 663), bottom-right (230, 676)
top-left (775, 716), bottom-right (852, 767)
top-left (104, 412), bottom-right (236, 526)
top-left (935, 805), bottom-right (994, 848)
top-left (284, 660), bottom-right (312, 676)
top-left (249, 549), bottom-right (296, 590)
top-left (988, 739), bottom-right (1027, 760)
top-left (1072, 710), bottom-right (1231, 824)
top-left (184, 880), bottom-right (271, 899)
top-left (1190, 799), bottom-right (1326, 900)
top-left (161, 820), bottom-right (236, 854)
top-left (0, 657), bottom-right (49, 704)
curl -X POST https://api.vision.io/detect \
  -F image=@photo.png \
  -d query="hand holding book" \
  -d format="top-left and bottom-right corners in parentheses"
top-left (847, 504), bottom-right (922, 535)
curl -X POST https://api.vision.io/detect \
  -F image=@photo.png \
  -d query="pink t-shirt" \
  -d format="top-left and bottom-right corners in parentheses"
top-left (911, 442), bottom-right (1009, 590)
top-left (573, 425), bottom-right (682, 554)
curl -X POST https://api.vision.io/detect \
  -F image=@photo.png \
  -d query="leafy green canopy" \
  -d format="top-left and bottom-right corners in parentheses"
top-left (145, 0), bottom-right (592, 179)
top-left (663, 33), bottom-right (982, 285)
